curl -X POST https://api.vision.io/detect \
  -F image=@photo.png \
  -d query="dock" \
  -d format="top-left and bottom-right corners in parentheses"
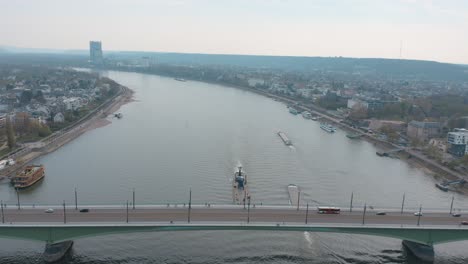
top-left (346, 133), bottom-right (363, 139)
top-left (376, 148), bottom-right (404, 157)
top-left (277, 131), bottom-right (292, 146)
top-left (288, 184), bottom-right (300, 207)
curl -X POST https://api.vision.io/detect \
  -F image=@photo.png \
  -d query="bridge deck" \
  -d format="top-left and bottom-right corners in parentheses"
top-left (1, 206), bottom-right (468, 245)
top-left (0, 207), bottom-right (466, 227)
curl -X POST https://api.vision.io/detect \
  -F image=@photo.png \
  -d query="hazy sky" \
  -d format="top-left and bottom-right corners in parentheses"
top-left (1, 0), bottom-right (468, 64)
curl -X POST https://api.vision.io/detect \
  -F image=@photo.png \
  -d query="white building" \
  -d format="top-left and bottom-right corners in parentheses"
top-left (53, 112), bottom-right (65, 123)
top-left (448, 130), bottom-right (468, 145)
top-left (63, 97), bottom-right (82, 111)
top-left (247, 78), bottom-right (265, 88)
top-left (347, 98), bottom-right (368, 109)
top-left (447, 129), bottom-right (468, 156)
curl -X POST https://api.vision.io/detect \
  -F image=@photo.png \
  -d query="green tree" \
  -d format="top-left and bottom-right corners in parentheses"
top-left (424, 145), bottom-right (442, 161)
top-left (37, 124), bottom-right (52, 137)
top-left (380, 125), bottom-right (399, 142)
top-left (5, 118), bottom-right (15, 150)
top-left (19, 90), bottom-right (33, 105)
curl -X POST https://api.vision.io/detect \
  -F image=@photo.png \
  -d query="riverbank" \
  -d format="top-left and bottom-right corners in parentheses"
top-left (148, 73), bottom-right (468, 193)
top-left (62, 68), bottom-right (466, 194)
top-left (1, 84), bottom-right (134, 179)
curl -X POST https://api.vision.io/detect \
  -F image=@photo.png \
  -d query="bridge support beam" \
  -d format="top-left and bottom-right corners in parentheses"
top-left (43, 240), bottom-right (74, 263)
top-left (402, 240), bottom-right (434, 263)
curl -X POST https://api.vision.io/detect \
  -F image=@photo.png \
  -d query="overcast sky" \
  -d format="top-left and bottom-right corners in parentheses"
top-left (1, 0), bottom-right (467, 64)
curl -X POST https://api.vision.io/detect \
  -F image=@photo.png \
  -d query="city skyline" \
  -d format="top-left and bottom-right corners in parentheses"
top-left (1, 0), bottom-right (468, 64)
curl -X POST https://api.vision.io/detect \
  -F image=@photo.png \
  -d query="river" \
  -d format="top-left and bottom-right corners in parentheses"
top-left (0, 70), bottom-right (467, 263)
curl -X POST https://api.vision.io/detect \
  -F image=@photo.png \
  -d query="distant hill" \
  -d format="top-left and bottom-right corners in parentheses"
top-left (1, 46), bottom-right (467, 82)
top-left (107, 51), bottom-right (468, 81)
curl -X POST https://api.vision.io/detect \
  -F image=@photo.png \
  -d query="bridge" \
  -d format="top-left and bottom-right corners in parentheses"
top-left (1, 204), bottom-right (467, 262)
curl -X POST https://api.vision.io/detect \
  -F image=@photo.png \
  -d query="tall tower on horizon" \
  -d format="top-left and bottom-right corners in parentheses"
top-left (89, 41), bottom-right (103, 65)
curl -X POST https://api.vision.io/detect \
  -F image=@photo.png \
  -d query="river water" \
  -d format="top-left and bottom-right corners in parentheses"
top-left (1, 70), bottom-right (467, 263)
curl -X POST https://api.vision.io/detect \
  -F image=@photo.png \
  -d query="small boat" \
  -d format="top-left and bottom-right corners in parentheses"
top-left (11, 164), bottom-right (45, 189)
top-left (320, 123), bottom-right (336, 133)
top-left (287, 184), bottom-right (300, 207)
top-left (0, 158), bottom-right (15, 170)
top-left (302, 111), bottom-right (312, 119)
top-left (435, 183), bottom-right (449, 191)
top-left (311, 116), bottom-right (319, 121)
top-left (288, 107), bottom-right (299, 115)
top-left (114, 113), bottom-right (123, 119)
top-left (174, 78), bottom-right (187, 82)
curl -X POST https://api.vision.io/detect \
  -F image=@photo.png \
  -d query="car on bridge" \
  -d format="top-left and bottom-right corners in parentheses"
top-left (376, 212), bottom-right (386, 215)
top-left (461, 221), bottom-right (468, 225)
top-left (414, 212), bottom-right (422, 216)
top-left (452, 213), bottom-right (462, 217)
top-left (45, 208), bottom-right (54, 213)
top-left (79, 209), bottom-right (89, 213)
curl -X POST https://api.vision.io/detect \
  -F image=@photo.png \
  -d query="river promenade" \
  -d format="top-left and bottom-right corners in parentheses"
top-left (0, 84), bottom-right (134, 179)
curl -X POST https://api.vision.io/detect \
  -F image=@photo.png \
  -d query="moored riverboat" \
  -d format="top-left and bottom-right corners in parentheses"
top-left (12, 164), bottom-right (45, 189)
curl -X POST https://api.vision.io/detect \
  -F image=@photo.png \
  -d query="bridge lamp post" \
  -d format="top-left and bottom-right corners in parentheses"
top-left (297, 191), bottom-right (301, 211)
top-left (305, 203), bottom-right (309, 224)
top-left (63, 200), bottom-right (66, 224)
top-left (16, 188), bottom-right (20, 210)
top-left (1, 200), bottom-right (4, 224)
top-left (417, 204), bottom-right (422, 226)
top-left (126, 200), bottom-right (129, 223)
top-left (188, 189), bottom-right (192, 223)
top-left (400, 193), bottom-right (405, 215)
top-left (132, 188), bottom-right (135, 210)
top-left (247, 196), bottom-right (251, 223)
top-left (362, 203), bottom-right (367, 225)
top-left (74, 188), bottom-right (78, 210)
top-left (449, 196), bottom-right (454, 215)
top-left (349, 192), bottom-right (354, 212)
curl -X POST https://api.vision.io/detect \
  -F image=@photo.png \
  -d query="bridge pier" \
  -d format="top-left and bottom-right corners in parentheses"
top-left (402, 240), bottom-right (434, 263)
top-left (43, 240), bottom-right (74, 263)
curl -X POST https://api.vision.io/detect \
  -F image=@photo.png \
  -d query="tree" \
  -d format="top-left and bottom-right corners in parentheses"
top-left (37, 124), bottom-right (52, 137)
top-left (424, 145), bottom-right (442, 161)
top-left (5, 118), bottom-right (15, 150)
top-left (19, 90), bottom-right (33, 105)
top-left (349, 105), bottom-right (368, 120)
top-left (380, 125), bottom-right (399, 142)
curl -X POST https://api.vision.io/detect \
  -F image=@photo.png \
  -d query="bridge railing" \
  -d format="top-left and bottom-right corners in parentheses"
top-left (0, 202), bottom-right (465, 214)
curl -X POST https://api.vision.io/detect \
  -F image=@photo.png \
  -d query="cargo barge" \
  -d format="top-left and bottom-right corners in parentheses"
top-left (277, 131), bottom-right (292, 146)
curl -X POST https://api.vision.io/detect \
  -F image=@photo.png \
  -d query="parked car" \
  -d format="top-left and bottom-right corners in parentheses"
top-left (45, 208), bottom-right (54, 213)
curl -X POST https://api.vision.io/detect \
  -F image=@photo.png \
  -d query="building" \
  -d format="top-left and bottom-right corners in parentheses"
top-left (368, 119), bottom-right (406, 132)
top-left (406, 121), bottom-right (441, 141)
top-left (89, 41), bottom-right (103, 64)
top-left (53, 112), bottom-right (65, 123)
top-left (447, 129), bottom-right (468, 157)
top-left (63, 97), bottom-right (82, 111)
top-left (429, 138), bottom-right (447, 153)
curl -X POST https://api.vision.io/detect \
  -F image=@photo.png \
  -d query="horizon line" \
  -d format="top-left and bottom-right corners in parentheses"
top-left (1, 44), bottom-right (466, 66)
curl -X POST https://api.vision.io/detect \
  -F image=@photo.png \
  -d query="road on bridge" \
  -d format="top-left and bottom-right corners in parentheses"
top-left (1, 206), bottom-right (467, 226)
